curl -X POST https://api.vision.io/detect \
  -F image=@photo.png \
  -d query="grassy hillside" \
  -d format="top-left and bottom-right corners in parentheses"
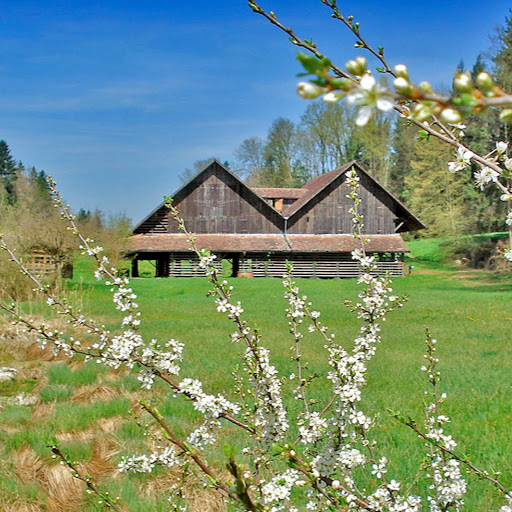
top-left (1, 241), bottom-right (512, 511)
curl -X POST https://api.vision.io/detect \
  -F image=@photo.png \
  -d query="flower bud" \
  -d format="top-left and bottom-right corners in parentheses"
top-left (453, 73), bottom-right (473, 94)
top-left (329, 77), bottom-right (352, 91)
top-left (355, 56), bottom-right (367, 72)
top-left (500, 109), bottom-right (512, 123)
top-left (346, 56), bottom-right (367, 76)
top-left (394, 77), bottom-right (413, 97)
top-left (297, 81), bottom-right (324, 99)
top-left (323, 91), bottom-right (344, 103)
top-left (496, 141), bottom-right (508, 155)
top-left (440, 108), bottom-right (462, 124)
top-left (394, 64), bottom-right (409, 79)
top-left (475, 72), bottom-right (494, 90)
top-left (419, 81), bottom-right (434, 94)
top-left (413, 103), bottom-right (432, 122)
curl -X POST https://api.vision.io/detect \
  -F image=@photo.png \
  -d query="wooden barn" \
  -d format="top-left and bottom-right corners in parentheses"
top-left (128, 160), bottom-right (425, 278)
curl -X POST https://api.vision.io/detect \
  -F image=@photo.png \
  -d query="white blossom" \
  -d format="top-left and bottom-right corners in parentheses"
top-left (346, 73), bottom-right (394, 126)
top-left (448, 147), bottom-right (474, 173)
top-left (118, 446), bottom-right (179, 473)
top-left (262, 469), bottom-right (301, 510)
top-left (474, 166), bottom-right (500, 190)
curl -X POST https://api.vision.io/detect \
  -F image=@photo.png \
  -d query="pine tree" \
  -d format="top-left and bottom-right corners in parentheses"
top-left (390, 118), bottom-right (417, 200)
top-left (404, 137), bottom-right (474, 236)
top-left (494, 12), bottom-right (512, 92)
top-left (0, 140), bottom-right (16, 178)
top-left (0, 140), bottom-right (19, 203)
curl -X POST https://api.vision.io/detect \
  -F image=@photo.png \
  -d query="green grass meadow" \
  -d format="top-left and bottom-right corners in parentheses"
top-left (1, 239), bottom-right (512, 511)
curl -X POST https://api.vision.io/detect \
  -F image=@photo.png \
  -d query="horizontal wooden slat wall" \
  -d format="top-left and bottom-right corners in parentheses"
top-left (239, 254), bottom-right (404, 278)
top-left (162, 251), bottom-right (404, 278)
top-left (167, 252), bottom-right (223, 277)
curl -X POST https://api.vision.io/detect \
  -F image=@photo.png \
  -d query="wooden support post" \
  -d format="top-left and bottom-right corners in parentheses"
top-left (156, 255), bottom-right (169, 278)
top-left (232, 254), bottom-right (240, 277)
top-left (132, 258), bottom-right (139, 278)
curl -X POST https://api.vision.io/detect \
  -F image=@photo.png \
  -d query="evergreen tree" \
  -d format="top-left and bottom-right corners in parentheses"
top-left (390, 118), bottom-right (417, 200)
top-left (494, 12), bottom-right (512, 92)
top-left (404, 137), bottom-right (475, 236)
top-left (0, 140), bottom-right (18, 203)
top-left (492, 12), bottom-right (512, 145)
top-left (0, 140), bottom-right (16, 178)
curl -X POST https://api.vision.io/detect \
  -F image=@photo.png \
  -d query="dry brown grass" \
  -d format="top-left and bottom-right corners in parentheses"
top-left (0, 318), bottom-right (227, 512)
top-left (0, 316), bottom-right (70, 363)
top-left (2, 500), bottom-right (43, 512)
top-left (98, 367), bottom-right (130, 383)
top-left (96, 417), bottom-right (120, 434)
top-left (56, 429), bottom-right (95, 443)
top-left (40, 462), bottom-right (85, 512)
top-left (31, 400), bottom-right (56, 419)
top-left (71, 384), bottom-right (117, 403)
top-left (25, 342), bottom-right (66, 362)
top-left (83, 438), bottom-right (118, 479)
top-left (10, 447), bottom-right (86, 512)
top-left (187, 486), bottom-right (227, 512)
top-left (0, 322), bottom-right (40, 362)
top-left (9, 447), bottom-right (84, 512)
top-left (7, 442), bottom-right (227, 512)
top-left (12, 447), bottom-right (45, 485)
top-left (56, 417), bottom-right (123, 445)
top-left (141, 471), bottom-right (227, 512)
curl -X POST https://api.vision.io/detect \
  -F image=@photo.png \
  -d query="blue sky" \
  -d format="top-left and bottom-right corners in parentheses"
top-left (1, 0), bottom-right (509, 223)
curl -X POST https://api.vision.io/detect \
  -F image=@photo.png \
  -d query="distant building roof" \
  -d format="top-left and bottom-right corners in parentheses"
top-left (252, 188), bottom-right (306, 200)
top-left (281, 163), bottom-right (354, 217)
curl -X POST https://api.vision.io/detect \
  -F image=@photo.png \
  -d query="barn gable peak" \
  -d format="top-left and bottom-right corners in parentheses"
top-left (283, 161), bottom-right (425, 233)
top-left (133, 160), bottom-right (284, 235)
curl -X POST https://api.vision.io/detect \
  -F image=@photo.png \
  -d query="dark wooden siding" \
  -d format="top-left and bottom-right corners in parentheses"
top-left (287, 171), bottom-right (397, 234)
top-left (135, 163), bottom-right (283, 235)
top-left (134, 205), bottom-right (170, 234)
top-left (169, 170), bottom-right (283, 234)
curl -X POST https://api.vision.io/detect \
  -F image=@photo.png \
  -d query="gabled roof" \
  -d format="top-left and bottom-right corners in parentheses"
top-left (133, 160), bottom-right (283, 233)
top-left (133, 159), bottom-right (425, 235)
top-left (281, 162), bottom-right (354, 217)
top-left (282, 161), bottom-right (426, 232)
top-left (252, 187), bottom-right (306, 200)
